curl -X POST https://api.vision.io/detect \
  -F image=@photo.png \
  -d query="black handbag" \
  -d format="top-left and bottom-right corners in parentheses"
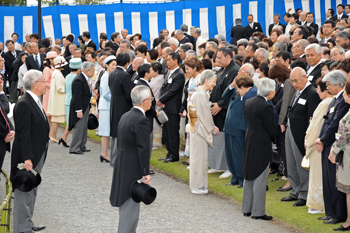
top-left (336, 150), bottom-right (344, 166)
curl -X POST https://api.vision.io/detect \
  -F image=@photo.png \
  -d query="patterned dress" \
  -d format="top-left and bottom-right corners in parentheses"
top-left (332, 110), bottom-right (350, 194)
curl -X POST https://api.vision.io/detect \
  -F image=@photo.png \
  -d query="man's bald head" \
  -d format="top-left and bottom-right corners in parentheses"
top-left (290, 67), bottom-right (308, 91)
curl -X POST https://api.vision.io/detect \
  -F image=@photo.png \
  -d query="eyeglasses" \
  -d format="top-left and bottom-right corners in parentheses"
top-left (36, 80), bottom-right (47, 84)
top-left (289, 75), bottom-right (304, 84)
top-left (143, 97), bottom-right (154, 102)
top-left (238, 68), bottom-right (248, 73)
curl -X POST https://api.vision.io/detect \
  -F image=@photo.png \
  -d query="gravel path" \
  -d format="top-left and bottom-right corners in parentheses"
top-left (0, 127), bottom-right (295, 233)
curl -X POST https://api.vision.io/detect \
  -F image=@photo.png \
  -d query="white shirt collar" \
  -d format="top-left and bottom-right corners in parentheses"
top-left (338, 13), bottom-right (343, 18)
top-left (169, 66), bottom-right (180, 77)
top-left (250, 22), bottom-right (254, 28)
top-left (307, 60), bottom-right (322, 76)
top-left (133, 106), bottom-right (145, 116)
top-left (85, 39), bottom-right (91, 45)
top-left (299, 81), bottom-right (311, 95)
top-left (140, 78), bottom-right (150, 86)
top-left (335, 90), bottom-right (344, 99)
top-left (117, 66), bottom-right (126, 72)
top-left (26, 90), bottom-right (40, 103)
top-left (82, 72), bottom-right (89, 81)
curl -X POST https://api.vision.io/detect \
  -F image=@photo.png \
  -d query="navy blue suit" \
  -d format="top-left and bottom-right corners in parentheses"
top-left (319, 93), bottom-right (349, 220)
top-left (222, 85), bottom-right (257, 185)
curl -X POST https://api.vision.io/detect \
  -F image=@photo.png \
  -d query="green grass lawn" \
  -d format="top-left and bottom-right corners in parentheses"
top-left (79, 126), bottom-right (344, 233)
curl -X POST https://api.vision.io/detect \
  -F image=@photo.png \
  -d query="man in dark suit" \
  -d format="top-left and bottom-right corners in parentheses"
top-left (109, 52), bottom-right (134, 166)
top-left (11, 70), bottom-right (50, 233)
top-left (331, 4), bottom-right (349, 21)
top-left (231, 18), bottom-right (245, 45)
top-left (305, 44), bottom-right (322, 86)
top-left (10, 51), bottom-right (25, 103)
top-left (157, 52), bottom-right (185, 162)
top-left (25, 42), bottom-right (45, 72)
top-left (63, 34), bottom-right (75, 58)
top-left (243, 78), bottom-right (278, 220)
top-left (181, 24), bottom-right (196, 48)
top-left (208, 47), bottom-right (239, 173)
top-left (0, 102), bottom-right (14, 169)
top-left (110, 32), bottom-right (122, 51)
top-left (244, 14), bottom-right (263, 39)
top-left (281, 67), bottom-right (320, 207)
top-left (68, 62), bottom-right (94, 154)
top-left (175, 30), bottom-right (191, 46)
top-left (110, 85), bottom-right (152, 233)
top-left (82, 31), bottom-right (97, 52)
top-left (3, 40), bottom-right (21, 95)
top-left (314, 70), bottom-right (349, 224)
top-left (305, 12), bottom-right (319, 36)
top-left (130, 57), bottom-right (144, 84)
top-left (153, 29), bottom-right (169, 49)
top-left (268, 14), bottom-right (285, 36)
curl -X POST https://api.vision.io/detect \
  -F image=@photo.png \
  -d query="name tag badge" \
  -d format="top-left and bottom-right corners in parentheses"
top-left (134, 80), bottom-right (138, 84)
top-left (308, 75), bottom-right (314, 81)
top-left (336, 133), bottom-right (341, 140)
top-left (168, 78), bottom-right (173, 84)
top-left (298, 98), bottom-right (306, 105)
top-left (330, 107), bottom-right (335, 113)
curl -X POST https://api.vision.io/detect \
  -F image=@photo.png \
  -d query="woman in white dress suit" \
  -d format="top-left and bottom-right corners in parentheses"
top-left (98, 55), bottom-right (117, 163)
top-left (47, 56), bottom-right (68, 143)
top-left (188, 70), bottom-right (219, 194)
top-left (305, 77), bottom-right (333, 214)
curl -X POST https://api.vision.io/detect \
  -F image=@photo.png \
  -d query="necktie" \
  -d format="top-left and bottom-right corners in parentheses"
top-left (12, 52), bottom-right (16, 58)
top-left (0, 107), bottom-right (11, 134)
top-left (164, 71), bottom-right (170, 84)
top-left (292, 91), bottom-right (301, 106)
top-left (36, 99), bottom-right (46, 119)
top-left (35, 55), bottom-right (40, 69)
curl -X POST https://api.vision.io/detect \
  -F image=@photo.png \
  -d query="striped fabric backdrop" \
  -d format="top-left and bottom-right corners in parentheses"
top-left (0, 0), bottom-right (349, 48)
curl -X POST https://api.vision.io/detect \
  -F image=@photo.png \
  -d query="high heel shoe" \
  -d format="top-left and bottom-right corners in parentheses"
top-left (100, 155), bottom-right (110, 163)
top-left (50, 137), bottom-right (59, 143)
top-left (58, 138), bottom-right (70, 147)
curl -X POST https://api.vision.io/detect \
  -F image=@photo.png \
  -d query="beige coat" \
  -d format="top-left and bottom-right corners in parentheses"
top-left (47, 69), bottom-right (66, 116)
top-left (305, 97), bottom-right (333, 210)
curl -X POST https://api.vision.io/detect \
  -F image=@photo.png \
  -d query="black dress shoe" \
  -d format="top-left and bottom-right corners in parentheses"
top-left (182, 161), bottom-right (190, 165)
top-left (293, 199), bottom-right (306, 207)
top-left (252, 215), bottom-right (273, 220)
top-left (277, 186), bottom-right (292, 192)
top-left (149, 170), bottom-right (155, 175)
top-left (81, 148), bottom-right (91, 152)
top-left (32, 225), bottom-right (46, 231)
top-left (70, 151), bottom-right (84, 155)
top-left (237, 185), bottom-right (243, 188)
top-left (224, 183), bottom-right (236, 186)
top-left (334, 225), bottom-right (350, 231)
top-left (319, 216), bottom-right (331, 221)
top-left (324, 218), bottom-right (345, 225)
top-left (163, 157), bottom-right (179, 163)
top-left (243, 213), bottom-right (251, 217)
top-left (266, 185), bottom-right (269, 191)
top-left (281, 196), bottom-right (298, 202)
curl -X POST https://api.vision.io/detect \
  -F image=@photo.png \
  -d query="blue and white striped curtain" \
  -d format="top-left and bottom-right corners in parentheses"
top-left (0, 0), bottom-right (348, 48)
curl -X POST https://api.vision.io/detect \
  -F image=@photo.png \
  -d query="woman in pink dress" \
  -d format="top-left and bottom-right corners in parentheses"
top-left (42, 51), bottom-right (58, 139)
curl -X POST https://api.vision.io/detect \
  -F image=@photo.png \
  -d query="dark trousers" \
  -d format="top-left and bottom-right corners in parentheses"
top-left (162, 114), bottom-right (180, 159)
top-left (9, 80), bottom-right (19, 103)
top-left (225, 134), bottom-right (244, 185)
top-left (322, 145), bottom-right (347, 220)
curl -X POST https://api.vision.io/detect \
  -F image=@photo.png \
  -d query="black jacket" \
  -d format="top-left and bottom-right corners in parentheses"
top-left (84, 40), bottom-right (97, 52)
top-left (209, 60), bottom-right (240, 130)
top-left (26, 53), bottom-right (45, 71)
top-left (331, 14), bottom-right (349, 22)
top-left (184, 33), bottom-right (196, 48)
top-left (110, 108), bottom-right (150, 207)
top-left (307, 62), bottom-right (322, 86)
top-left (159, 67), bottom-right (185, 115)
top-left (68, 72), bottom-right (92, 130)
top-left (108, 67), bottom-right (134, 137)
top-left (230, 25), bottom-right (245, 45)
top-left (268, 22), bottom-right (285, 35)
top-left (4, 50), bottom-right (21, 82)
top-left (244, 22), bottom-right (263, 39)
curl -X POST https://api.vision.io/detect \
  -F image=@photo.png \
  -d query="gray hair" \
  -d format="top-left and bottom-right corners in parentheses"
top-left (336, 31), bottom-right (350, 40)
top-left (131, 85), bottom-right (150, 106)
top-left (81, 61), bottom-right (95, 72)
top-left (163, 47), bottom-right (173, 55)
top-left (175, 30), bottom-right (184, 36)
top-left (190, 26), bottom-right (197, 31)
top-left (298, 39), bottom-right (310, 51)
top-left (69, 43), bottom-right (77, 50)
top-left (335, 26), bottom-right (345, 31)
top-left (278, 35), bottom-right (291, 45)
top-left (305, 43), bottom-right (321, 54)
top-left (322, 70), bottom-right (347, 87)
top-left (125, 50), bottom-right (135, 60)
top-left (168, 38), bottom-right (179, 47)
top-left (256, 48), bottom-right (269, 61)
top-left (257, 78), bottom-right (276, 97)
top-left (215, 34), bottom-right (226, 42)
top-left (242, 63), bottom-right (255, 78)
top-left (235, 18), bottom-right (242, 25)
top-left (121, 39), bottom-right (131, 48)
top-left (237, 38), bottom-right (249, 45)
top-left (333, 45), bottom-right (345, 54)
top-left (220, 41), bottom-right (230, 47)
top-left (23, 70), bottom-right (42, 91)
top-left (55, 38), bottom-right (61, 43)
top-left (199, 70), bottom-right (216, 85)
top-left (274, 42), bottom-right (287, 52)
top-left (23, 42), bottom-right (30, 50)
top-left (181, 24), bottom-right (188, 32)
top-left (207, 41), bottom-right (218, 50)
top-left (194, 28), bottom-right (201, 36)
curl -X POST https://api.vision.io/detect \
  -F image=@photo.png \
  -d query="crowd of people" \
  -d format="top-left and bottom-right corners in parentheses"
top-left (1, 3), bottom-right (350, 232)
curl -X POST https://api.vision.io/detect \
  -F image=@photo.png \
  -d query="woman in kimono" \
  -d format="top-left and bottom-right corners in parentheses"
top-left (188, 70), bottom-right (219, 194)
top-left (305, 77), bottom-right (333, 214)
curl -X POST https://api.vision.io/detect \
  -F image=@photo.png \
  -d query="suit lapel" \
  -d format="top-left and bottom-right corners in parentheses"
top-left (25, 93), bottom-right (50, 130)
top-left (289, 85), bottom-right (311, 111)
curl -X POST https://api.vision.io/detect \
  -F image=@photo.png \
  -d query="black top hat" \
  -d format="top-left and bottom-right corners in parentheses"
top-left (88, 113), bottom-right (99, 130)
top-left (12, 169), bottom-right (41, 192)
top-left (130, 180), bottom-right (157, 205)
